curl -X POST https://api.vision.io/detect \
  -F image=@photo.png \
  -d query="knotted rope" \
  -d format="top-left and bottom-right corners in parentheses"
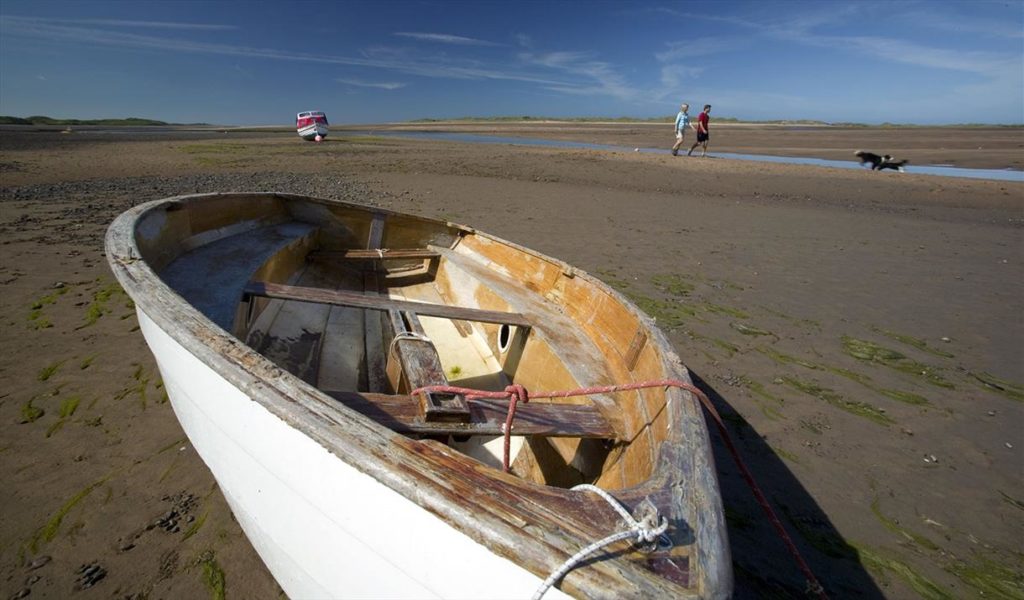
top-left (532, 484), bottom-right (668, 600)
top-left (410, 379), bottom-right (827, 598)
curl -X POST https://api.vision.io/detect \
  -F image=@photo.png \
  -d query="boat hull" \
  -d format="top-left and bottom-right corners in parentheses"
top-left (298, 123), bottom-right (328, 140)
top-left (138, 309), bottom-right (570, 598)
top-left (107, 192), bottom-right (732, 599)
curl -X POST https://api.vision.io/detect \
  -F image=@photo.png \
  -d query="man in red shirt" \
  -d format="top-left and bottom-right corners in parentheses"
top-left (688, 105), bottom-right (711, 157)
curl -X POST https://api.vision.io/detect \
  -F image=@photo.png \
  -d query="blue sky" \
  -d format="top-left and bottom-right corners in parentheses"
top-left (1, 1), bottom-right (1021, 125)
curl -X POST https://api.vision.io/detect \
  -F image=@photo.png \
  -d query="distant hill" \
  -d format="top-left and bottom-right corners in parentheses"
top-left (0, 116), bottom-right (210, 126)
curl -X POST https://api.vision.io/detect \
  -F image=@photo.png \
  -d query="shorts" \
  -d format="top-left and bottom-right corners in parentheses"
top-left (675, 131), bottom-right (684, 141)
top-left (697, 131), bottom-right (709, 143)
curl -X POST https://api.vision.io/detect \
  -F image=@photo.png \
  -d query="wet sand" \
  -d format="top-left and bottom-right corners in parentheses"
top-left (1, 125), bottom-right (1022, 598)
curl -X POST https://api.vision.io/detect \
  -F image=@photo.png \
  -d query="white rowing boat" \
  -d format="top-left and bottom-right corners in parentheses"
top-left (106, 192), bottom-right (732, 598)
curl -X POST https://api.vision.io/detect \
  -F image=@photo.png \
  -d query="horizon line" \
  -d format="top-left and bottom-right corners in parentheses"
top-left (2, 114), bottom-right (1023, 128)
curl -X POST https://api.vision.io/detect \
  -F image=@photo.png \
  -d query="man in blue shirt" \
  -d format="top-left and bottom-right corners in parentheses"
top-left (672, 103), bottom-right (695, 156)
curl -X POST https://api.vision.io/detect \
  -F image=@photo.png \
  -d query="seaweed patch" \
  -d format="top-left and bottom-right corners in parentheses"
top-left (30, 477), bottom-right (107, 552)
top-left (197, 550), bottom-right (226, 600)
top-left (873, 327), bottom-right (954, 359)
top-left (45, 395), bottom-right (81, 437)
top-left (842, 336), bottom-right (954, 389)
top-left (781, 376), bottom-right (893, 425)
top-left (969, 372), bottom-right (1024, 402)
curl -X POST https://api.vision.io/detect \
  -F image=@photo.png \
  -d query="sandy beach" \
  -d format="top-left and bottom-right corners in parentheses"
top-left (1, 123), bottom-right (1021, 599)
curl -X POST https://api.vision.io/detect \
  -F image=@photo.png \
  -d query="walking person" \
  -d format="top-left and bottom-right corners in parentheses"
top-left (671, 103), bottom-right (695, 156)
top-left (688, 104), bottom-right (711, 157)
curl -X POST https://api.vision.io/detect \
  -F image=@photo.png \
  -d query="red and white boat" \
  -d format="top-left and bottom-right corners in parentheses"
top-left (296, 111), bottom-right (329, 141)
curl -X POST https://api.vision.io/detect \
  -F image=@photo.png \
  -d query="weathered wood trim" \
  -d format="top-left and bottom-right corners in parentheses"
top-left (624, 328), bottom-right (648, 372)
top-left (244, 281), bottom-right (533, 328)
top-left (366, 211), bottom-right (386, 249)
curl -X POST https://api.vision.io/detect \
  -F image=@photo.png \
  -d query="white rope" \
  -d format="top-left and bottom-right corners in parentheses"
top-left (388, 331), bottom-right (432, 359)
top-left (532, 484), bottom-right (670, 600)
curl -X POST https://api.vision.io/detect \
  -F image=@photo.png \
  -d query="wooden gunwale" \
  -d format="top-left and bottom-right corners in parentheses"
top-left (105, 192), bottom-right (731, 598)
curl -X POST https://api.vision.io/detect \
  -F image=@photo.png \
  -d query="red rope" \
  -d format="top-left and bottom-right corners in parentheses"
top-left (411, 380), bottom-right (827, 598)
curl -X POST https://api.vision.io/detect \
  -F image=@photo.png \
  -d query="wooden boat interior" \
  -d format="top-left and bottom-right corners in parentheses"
top-left (145, 193), bottom-right (683, 491)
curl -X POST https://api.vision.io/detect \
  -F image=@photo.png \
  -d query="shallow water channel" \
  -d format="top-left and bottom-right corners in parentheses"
top-left (349, 130), bottom-right (1024, 183)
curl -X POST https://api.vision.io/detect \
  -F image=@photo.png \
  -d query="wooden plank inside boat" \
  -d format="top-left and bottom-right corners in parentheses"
top-left (323, 391), bottom-right (615, 438)
top-left (243, 281), bottom-right (532, 327)
top-left (309, 248), bottom-right (441, 260)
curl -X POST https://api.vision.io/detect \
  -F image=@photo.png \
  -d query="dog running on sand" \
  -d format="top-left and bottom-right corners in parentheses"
top-left (855, 150), bottom-right (908, 172)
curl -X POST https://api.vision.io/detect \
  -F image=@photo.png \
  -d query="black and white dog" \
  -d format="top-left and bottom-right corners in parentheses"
top-left (855, 150), bottom-right (907, 172)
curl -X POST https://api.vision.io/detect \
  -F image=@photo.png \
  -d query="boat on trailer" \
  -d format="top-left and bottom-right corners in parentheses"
top-left (296, 111), bottom-right (328, 141)
top-left (106, 192), bottom-right (732, 599)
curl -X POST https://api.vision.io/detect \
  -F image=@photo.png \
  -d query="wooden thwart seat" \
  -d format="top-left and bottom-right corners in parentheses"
top-left (309, 248), bottom-right (441, 261)
top-left (243, 281), bottom-right (531, 327)
top-left (323, 391), bottom-right (616, 439)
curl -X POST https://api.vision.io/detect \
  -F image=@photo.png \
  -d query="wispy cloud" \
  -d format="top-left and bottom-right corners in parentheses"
top-left (0, 15), bottom-right (653, 106)
top-left (520, 51), bottom-right (637, 100)
top-left (337, 78), bottom-right (406, 90)
top-left (28, 17), bottom-right (236, 30)
top-left (892, 6), bottom-right (1024, 40)
top-left (925, 16), bottom-right (1023, 40)
top-left (655, 37), bottom-right (749, 62)
top-left (394, 32), bottom-right (499, 46)
top-left (0, 16), bottom-right (565, 86)
top-left (777, 30), bottom-right (1017, 77)
top-left (659, 4), bottom-right (1019, 78)
top-left (658, 64), bottom-right (704, 94)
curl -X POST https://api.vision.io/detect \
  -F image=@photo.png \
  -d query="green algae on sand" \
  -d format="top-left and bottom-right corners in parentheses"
top-left (45, 395), bottom-right (81, 437)
top-left (730, 322), bottom-right (775, 337)
top-left (969, 371), bottom-right (1024, 402)
top-left (853, 545), bottom-right (954, 600)
top-left (651, 273), bottom-right (695, 296)
top-left (197, 550), bottom-right (227, 600)
top-left (686, 330), bottom-right (739, 357)
top-left (27, 286), bottom-right (70, 330)
top-left (37, 359), bottom-right (65, 382)
top-left (758, 347), bottom-right (930, 406)
top-left (842, 336), bottom-right (954, 389)
top-left (30, 477), bottom-right (107, 552)
top-left (80, 281), bottom-right (129, 329)
top-left (945, 555), bottom-right (1024, 599)
top-left (781, 376), bottom-right (893, 425)
top-left (736, 376), bottom-right (786, 420)
top-left (183, 510), bottom-right (208, 541)
top-left (20, 399), bottom-right (44, 423)
top-left (873, 327), bottom-right (954, 359)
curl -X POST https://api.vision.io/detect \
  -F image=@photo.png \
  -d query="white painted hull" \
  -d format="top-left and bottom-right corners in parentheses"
top-left (139, 310), bottom-right (568, 599)
top-left (298, 123), bottom-right (329, 140)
